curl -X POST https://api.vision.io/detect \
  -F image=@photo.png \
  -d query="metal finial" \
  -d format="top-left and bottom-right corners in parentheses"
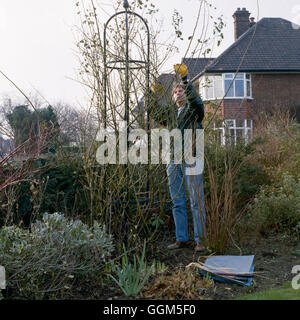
top-left (123, 0), bottom-right (129, 9)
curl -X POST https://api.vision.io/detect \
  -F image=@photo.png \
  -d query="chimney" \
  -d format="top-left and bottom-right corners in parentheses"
top-left (233, 7), bottom-right (251, 40)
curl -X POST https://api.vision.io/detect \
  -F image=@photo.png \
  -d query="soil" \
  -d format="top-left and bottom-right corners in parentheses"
top-left (47, 228), bottom-right (300, 301)
top-left (141, 232), bottom-right (300, 300)
top-left (103, 231), bottom-right (300, 300)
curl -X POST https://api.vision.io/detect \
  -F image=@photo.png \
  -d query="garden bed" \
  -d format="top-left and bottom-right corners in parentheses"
top-left (107, 232), bottom-right (300, 300)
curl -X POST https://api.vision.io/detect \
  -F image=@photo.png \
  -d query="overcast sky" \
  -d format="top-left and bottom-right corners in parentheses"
top-left (0, 0), bottom-right (299, 107)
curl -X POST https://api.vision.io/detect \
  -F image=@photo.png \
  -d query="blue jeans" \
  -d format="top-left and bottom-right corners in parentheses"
top-left (167, 161), bottom-right (206, 243)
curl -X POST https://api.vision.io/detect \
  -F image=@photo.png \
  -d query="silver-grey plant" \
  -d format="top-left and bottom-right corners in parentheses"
top-left (0, 213), bottom-right (114, 298)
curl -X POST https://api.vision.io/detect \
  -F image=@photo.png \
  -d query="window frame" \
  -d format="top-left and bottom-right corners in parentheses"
top-left (223, 73), bottom-right (252, 99)
top-left (200, 73), bottom-right (253, 100)
top-left (201, 74), bottom-right (223, 100)
top-left (213, 119), bottom-right (253, 145)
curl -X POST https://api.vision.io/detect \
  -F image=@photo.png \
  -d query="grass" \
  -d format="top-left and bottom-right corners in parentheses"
top-left (236, 282), bottom-right (300, 300)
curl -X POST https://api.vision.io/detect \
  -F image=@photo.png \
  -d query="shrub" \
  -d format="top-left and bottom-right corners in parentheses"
top-left (0, 156), bottom-right (90, 227)
top-left (246, 173), bottom-right (300, 236)
top-left (250, 111), bottom-right (300, 180)
top-left (0, 213), bottom-right (114, 299)
top-left (202, 136), bottom-right (268, 253)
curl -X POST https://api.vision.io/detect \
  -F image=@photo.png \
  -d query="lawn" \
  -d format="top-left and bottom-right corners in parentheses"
top-left (236, 281), bottom-right (300, 300)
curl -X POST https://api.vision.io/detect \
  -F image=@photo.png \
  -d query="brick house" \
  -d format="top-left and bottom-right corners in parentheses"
top-left (182, 8), bottom-right (300, 144)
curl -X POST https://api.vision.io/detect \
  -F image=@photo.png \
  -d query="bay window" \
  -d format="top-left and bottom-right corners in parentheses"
top-left (203, 75), bottom-right (223, 99)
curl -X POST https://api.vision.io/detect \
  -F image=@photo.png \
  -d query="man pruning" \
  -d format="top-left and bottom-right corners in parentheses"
top-left (151, 63), bottom-right (207, 252)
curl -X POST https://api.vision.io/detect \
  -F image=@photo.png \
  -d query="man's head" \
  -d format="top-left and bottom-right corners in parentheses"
top-left (172, 83), bottom-right (187, 107)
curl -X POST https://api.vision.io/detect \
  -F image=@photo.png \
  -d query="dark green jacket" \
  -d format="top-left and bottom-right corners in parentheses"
top-left (150, 81), bottom-right (204, 159)
top-left (150, 81), bottom-right (204, 131)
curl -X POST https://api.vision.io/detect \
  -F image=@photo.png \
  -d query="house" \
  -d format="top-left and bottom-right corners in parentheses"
top-left (182, 8), bottom-right (300, 144)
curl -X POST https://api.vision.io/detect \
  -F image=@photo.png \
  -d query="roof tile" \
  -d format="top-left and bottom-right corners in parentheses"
top-left (184, 18), bottom-right (300, 79)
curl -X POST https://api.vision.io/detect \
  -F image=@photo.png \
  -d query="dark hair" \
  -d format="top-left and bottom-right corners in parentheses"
top-left (172, 83), bottom-right (186, 103)
top-left (172, 82), bottom-right (184, 95)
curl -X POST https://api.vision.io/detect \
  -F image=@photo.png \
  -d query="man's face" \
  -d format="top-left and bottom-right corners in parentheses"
top-left (173, 86), bottom-right (186, 105)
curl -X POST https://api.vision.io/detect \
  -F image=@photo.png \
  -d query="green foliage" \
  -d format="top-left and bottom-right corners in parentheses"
top-left (0, 213), bottom-right (114, 299)
top-left (37, 157), bottom-right (87, 219)
top-left (246, 173), bottom-right (300, 236)
top-left (204, 136), bottom-right (270, 205)
top-left (6, 105), bottom-right (32, 146)
top-left (6, 104), bottom-right (59, 152)
top-left (0, 156), bottom-right (89, 226)
top-left (151, 259), bottom-right (168, 276)
top-left (109, 241), bottom-right (153, 297)
top-left (234, 162), bottom-right (271, 209)
top-left (236, 281), bottom-right (300, 300)
top-left (149, 213), bottom-right (165, 228)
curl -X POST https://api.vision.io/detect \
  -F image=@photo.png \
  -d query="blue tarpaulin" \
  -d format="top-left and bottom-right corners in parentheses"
top-left (198, 255), bottom-right (255, 286)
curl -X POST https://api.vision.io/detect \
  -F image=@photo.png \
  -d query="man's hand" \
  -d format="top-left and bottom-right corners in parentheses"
top-left (174, 63), bottom-right (188, 81)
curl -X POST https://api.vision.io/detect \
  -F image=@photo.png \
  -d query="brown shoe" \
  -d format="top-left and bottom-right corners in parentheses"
top-left (167, 241), bottom-right (190, 250)
top-left (194, 242), bottom-right (206, 252)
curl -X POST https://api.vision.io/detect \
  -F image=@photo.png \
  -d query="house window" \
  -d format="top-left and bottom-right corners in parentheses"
top-left (202, 75), bottom-right (223, 100)
top-left (213, 119), bottom-right (253, 145)
top-left (224, 73), bottom-right (252, 98)
top-left (200, 73), bottom-right (252, 100)
top-left (246, 74), bottom-right (251, 96)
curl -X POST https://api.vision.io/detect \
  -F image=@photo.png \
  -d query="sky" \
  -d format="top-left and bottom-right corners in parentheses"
top-left (0, 0), bottom-right (299, 108)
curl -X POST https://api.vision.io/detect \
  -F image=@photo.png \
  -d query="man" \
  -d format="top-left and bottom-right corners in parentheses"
top-left (151, 63), bottom-right (206, 252)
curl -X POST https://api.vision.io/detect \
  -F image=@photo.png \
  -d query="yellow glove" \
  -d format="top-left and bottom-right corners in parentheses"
top-left (151, 82), bottom-right (164, 95)
top-left (173, 63), bottom-right (188, 80)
